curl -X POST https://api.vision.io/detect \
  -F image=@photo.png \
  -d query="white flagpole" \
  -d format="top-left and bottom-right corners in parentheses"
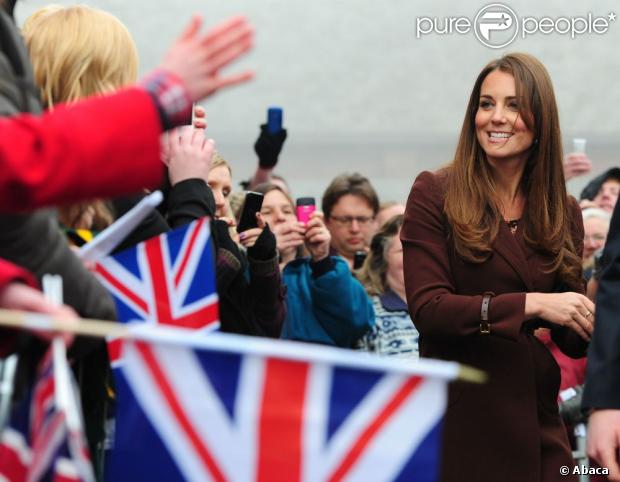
top-left (77, 190), bottom-right (163, 263)
top-left (42, 275), bottom-right (68, 413)
top-left (42, 275), bottom-right (96, 482)
top-left (0, 308), bottom-right (486, 384)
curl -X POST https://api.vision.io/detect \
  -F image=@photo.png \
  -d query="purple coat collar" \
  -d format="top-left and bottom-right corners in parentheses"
top-left (380, 289), bottom-right (408, 311)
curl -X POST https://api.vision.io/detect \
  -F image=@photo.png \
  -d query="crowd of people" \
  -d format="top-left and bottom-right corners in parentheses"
top-left (1, 1), bottom-right (620, 481)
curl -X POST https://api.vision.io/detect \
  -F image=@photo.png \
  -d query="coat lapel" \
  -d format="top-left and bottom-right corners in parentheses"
top-left (493, 223), bottom-right (535, 291)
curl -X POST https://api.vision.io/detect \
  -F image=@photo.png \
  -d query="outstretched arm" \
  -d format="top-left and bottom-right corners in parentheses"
top-left (1, 15), bottom-right (254, 213)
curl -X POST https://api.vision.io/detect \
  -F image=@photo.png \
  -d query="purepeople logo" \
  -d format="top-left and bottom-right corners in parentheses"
top-left (416, 3), bottom-right (616, 49)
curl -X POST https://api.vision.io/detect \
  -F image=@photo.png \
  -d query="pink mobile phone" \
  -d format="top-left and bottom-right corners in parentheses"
top-left (296, 197), bottom-right (316, 225)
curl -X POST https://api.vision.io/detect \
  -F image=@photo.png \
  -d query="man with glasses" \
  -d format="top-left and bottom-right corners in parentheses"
top-left (322, 173), bottom-right (379, 269)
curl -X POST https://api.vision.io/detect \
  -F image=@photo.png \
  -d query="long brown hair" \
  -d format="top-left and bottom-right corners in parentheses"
top-left (444, 52), bottom-right (581, 287)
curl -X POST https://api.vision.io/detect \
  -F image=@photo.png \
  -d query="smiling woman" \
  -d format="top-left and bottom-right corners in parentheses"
top-left (401, 53), bottom-right (591, 482)
top-left (474, 70), bottom-right (535, 165)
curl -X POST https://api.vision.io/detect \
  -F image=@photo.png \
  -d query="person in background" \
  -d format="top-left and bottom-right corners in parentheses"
top-left (206, 153), bottom-right (235, 222)
top-left (251, 183), bottom-right (374, 348)
top-left (0, 5), bottom-right (253, 213)
top-left (583, 197), bottom-right (620, 482)
top-left (2, 2), bottom-right (255, 474)
top-left (246, 123), bottom-right (288, 190)
top-left (23, 4), bottom-right (143, 239)
top-left (580, 168), bottom-right (620, 213)
top-left (375, 201), bottom-right (405, 229)
top-left (253, 183), bottom-right (304, 270)
top-left (26, 3), bottom-right (284, 343)
top-left (269, 174), bottom-right (291, 195)
top-left (1, 2), bottom-right (254, 289)
top-left (321, 173), bottom-right (379, 270)
top-left (356, 214), bottom-right (419, 359)
top-left (402, 53), bottom-right (592, 482)
top-left (563, 151), bottom-right (592, 181)
top-left (581, 208), bottom-right (611, 280)
top-left (162, 136), bottom-right (285, 338)
top-left (0, 8), bottom-right (254, 298)
top-left (25, 6), bottom-right (231, 252)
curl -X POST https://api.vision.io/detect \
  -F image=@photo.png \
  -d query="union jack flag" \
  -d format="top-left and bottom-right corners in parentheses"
top-left (94, 218), bottom-right (220, 365)
top-left (0, 346), bottom-right (95, 482)
top-left (106, 332), bottom-right (450, 482)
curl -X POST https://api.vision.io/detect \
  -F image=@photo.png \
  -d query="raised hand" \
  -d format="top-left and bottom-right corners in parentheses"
top-left (158, 15), bottom-right (254, 102)
top-left (193, 105), bottom-right (207, 130)
top-left (164, 126), bottom-right (215, 186)
top-left (238, 212), bottom-right (266, 248)
top-left (272, 220), bottom-right (305, 252)
top-left (304, 212), bottom-right (331, 262)
top-left (563, 152), bottom-right (592, 181)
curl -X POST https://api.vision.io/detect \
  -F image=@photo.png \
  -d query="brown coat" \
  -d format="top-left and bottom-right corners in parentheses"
top-left (401, 171), bottom-right (586, 482)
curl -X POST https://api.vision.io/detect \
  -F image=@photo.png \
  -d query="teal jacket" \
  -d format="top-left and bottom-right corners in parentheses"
top-left (281, 256), bottom-right (374, 347)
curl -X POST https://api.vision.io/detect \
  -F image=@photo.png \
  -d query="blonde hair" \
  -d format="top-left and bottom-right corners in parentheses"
top-left (211, 152), bottom-right (233, 175)
top-left (356, 214), bottom-right (404, 296)
top-left (23, 4), bottom-right (138, 109)
top-left (22, 5), bottom-right (138, 230)
top-left (208, 152), bottom-right (237, 226)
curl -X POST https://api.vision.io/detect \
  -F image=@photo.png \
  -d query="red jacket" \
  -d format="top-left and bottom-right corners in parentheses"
top-left (0, 86), bottom-right (165, 353)
top-left (0, 259), bottom-right (35, 290)
top-left (0, 87), bottom-right (164, 212)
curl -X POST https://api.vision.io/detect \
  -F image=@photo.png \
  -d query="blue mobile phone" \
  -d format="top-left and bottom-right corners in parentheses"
top-left (267, 107), bottom-right (283, 134)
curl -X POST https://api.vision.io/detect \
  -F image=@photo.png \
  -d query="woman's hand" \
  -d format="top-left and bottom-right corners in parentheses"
top-left (238, 212), bottom-right (266, 248)
top-left (563, 152), bottom-right (592, 181)
top-left (304, 212), bottom-right (331, 262)
top-left (164, 126), bottom-right (215, 186)
top-left (193, 105), bottom-right (207, 130)
top-left (525, 292), bottom-right (595, 341)
top-left (157, 15), bottom-right (254, 102)
top-left (0, 282), bottom-right (78, 345)
top-left (272, 221), bottom-right (305, 253)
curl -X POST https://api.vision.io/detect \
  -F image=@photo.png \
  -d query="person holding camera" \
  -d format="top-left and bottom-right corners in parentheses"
top-left (247, 183), bottom-right (374, 348)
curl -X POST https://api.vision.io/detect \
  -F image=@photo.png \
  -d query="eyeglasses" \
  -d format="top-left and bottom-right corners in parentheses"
top-left (329, 215), bottom-right (375, 227)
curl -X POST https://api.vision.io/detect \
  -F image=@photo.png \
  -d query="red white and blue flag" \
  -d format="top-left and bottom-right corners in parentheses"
top-left (106, 332), bottom-right (453, 482)
top-left (94, 218), bottom-right (220, 365)
top-left (0, 345), bottom-right (95, 482)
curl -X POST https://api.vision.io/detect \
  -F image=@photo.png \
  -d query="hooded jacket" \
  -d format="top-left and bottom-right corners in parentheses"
top-left (580, 167), bottom-right (620, 200)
